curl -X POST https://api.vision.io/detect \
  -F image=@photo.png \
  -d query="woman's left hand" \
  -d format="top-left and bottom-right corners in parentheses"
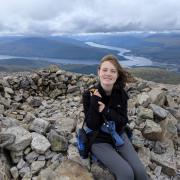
top-left (98, 101), bottom-right (105, 112)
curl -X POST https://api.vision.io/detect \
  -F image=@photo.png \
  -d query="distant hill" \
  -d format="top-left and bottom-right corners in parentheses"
top-left (61, 64), bottom-right (180, 85)
top-left (0, 36), bottom-right (118, 60)
top-left (0, 58), bottom-right (179, 84)
top-left (0, 58), bottom-right (53, 72)
top-left (128, 67), bottom-right (180, 85)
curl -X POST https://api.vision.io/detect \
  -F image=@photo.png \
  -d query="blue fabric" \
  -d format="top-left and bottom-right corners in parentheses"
top-left (101, 121), bottom-right (124, 146)
top-left (84, 127), bottom-right (93, 134)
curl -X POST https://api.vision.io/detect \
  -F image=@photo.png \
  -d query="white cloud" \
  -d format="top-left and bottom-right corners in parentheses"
top-left (0, 0), bottom-right (180, 35)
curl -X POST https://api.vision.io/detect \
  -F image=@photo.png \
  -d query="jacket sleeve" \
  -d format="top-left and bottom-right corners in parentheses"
top-left (82, 91), bottom-right (103, 130)
top-left (101, 90), bottom-right (129, 128)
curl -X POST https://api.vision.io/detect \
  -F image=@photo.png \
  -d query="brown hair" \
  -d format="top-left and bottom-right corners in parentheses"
top-left (98, 54), bottom-right (128, 88)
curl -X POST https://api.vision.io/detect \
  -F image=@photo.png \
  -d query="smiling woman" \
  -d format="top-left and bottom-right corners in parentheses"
top-left (98, 61), bottom-right (118, 95)
top-left (82, 54), bottom-right (148, 180)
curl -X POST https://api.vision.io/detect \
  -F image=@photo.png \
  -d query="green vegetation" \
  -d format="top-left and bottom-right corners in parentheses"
top-left (0, 58), bottom-right (55, 72)
top-left (61, 64), bottom-right (98, 74)
top-left (128, 67), bottom-right (180, 85)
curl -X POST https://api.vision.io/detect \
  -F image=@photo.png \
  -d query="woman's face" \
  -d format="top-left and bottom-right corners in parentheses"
top-left (98, 61), bottom-right (118, 88)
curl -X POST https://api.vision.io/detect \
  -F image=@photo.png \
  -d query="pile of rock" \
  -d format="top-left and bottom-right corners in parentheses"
top-left (0, 65), bottom-right (179, 180)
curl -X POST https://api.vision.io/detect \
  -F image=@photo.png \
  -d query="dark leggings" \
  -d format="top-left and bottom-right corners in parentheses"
top-left (91, 132), bottom-right (148, 180)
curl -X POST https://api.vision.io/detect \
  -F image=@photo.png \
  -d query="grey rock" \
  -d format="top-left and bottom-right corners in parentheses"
top-left (137, 106), bottom-right (154, 120)
top-left (31, 132), bottom-right (51, 154)
top-left (136, 92), bottom-right (151, 107)
top-left (143, 120), bottom-right (162, 140)
top-left (17, 158), bottom-right (27, 170)
top-left (25, 151), bottom-right (39, 163)
top-left (10, 166), bottom-right (19, 179)
top-left (5, 126), bottom-right (32, 151)
top-left (149, 104), bottom-right (169, 120)
top-left (10, 150), bottom-right (24, 164)
top-left (47, 129), bottom-right (68, 152)
top-left (0, 133), bottom-right (15, 148)
top-left (19, 166), bottom-right (31, 178)
top-left (31, 160), bottom-right (45, 174)
top-left (151, 151), bottom-right (177, 176)
top-left (29, 118), bottom-right (49, 134)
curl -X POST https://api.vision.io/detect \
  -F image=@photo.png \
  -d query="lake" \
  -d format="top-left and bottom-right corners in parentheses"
top-left (0, 42), bottom-right (153, 67)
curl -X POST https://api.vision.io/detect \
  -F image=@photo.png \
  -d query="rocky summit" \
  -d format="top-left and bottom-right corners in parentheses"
top-left (0, 65), bottom-right (179, 180)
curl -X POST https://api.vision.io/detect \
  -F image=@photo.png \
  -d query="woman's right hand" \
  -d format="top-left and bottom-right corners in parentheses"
top-left (90, 89), bottom-right (102, 109)
top-left (92, 89), bottom-right (102, 98)
top-left (91, 90), bottom-right (105, 113)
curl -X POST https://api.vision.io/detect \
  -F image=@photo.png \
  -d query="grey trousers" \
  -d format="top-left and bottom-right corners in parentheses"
top-left (91, 132), bottom-right (148, 180)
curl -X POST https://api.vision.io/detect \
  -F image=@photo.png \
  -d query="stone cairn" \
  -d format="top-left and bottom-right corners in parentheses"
top-left (0, 65), bottom-right (179, 180)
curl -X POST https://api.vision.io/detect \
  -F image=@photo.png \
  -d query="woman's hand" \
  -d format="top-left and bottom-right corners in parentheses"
top-left (93, 90), bottom-right (105, 112)
top-left (90, 89), bottom-right (105, 112)
top-left (98, 101), bottom-right (105, 112)
top-left (91, 89), bottom-right (102, 98)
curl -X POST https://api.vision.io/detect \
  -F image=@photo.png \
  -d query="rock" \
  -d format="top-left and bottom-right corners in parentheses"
top-left (37, 168), bottom-right (57, 180)
top-left (19, 166), bottom-right (31, 178)
top-left (148, 89), bottom-right (166, 106)
top-left (0, 104), bottom-right (4, 114)
top-left (4, 126), bottom-right (32, 151)
top-left (138, 147), bottom-right (151, 168)
top-left (153, 141), bottom-right (168, 154)
top-left (55, 159), bottom-right (94, 180)
top-left (137, 106), bottom-right (154, 120)
top-left (47, 129), bottom-right (68, 152)
top-left (143, 120), bottom-right (162, 140)
top-left (67, 85), bottom-right (80, 94)
top-left (25, 151), bottom-right (39, 163)
top-left (31, 161), bottom-right (46, 174)
top-left (47, 65), bottom-right (60, 73)
top-left (49, 88), bottom-right (64, 98)
top-left (29, 97), bottom-right (42, 107)
top-left (132, 129), bottom-right (145, 148)
top-left (0, 67), bottom-right (179, 179)
top-left (17, 158), bottom-right (27, 170)
top-left (0, 116), bottom-right (20, 128)
top-left (151, 151), bottom-right (177, 176)
top-left (10, 166), bottom-right (19, 179)
top-left (31, 132), bottom-right (51, 154)
top-left (149, 104), bottom-right (169, 120)
top-left (54, 117), bottom-right (76, 133)
top-left (0, 133), bottom-right (16, 148)
top-left (91, 162), bottom-right (115, 180)
top-left (0, 154), bottom-right (11, 180)
top-left (136, 92), bottom-right (151, 107)
top-left (154, 166), bottom-right (162, 177)
top-left (10, 150), bottom-right (24, 164)
top-left (160, 114), bottom-right (178, 140)
top-left (29, 118), bottom-right (50, 134)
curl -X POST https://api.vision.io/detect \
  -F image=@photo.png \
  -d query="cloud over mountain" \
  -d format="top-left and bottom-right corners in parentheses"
top-left (0, 0), bottom-right (180, 35)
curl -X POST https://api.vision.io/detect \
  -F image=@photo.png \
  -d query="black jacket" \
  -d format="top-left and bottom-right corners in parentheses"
top-left (82, 83), bottom-right (129, 144)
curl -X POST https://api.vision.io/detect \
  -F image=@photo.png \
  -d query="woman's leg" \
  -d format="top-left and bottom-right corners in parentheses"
top-left (117, 132), bottom-right (148, 180)
top-left (91, 143), bottom-right (134, 180)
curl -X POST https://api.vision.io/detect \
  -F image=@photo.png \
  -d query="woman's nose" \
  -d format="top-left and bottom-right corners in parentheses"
top-left (106, 70), bottom-right (112, 75)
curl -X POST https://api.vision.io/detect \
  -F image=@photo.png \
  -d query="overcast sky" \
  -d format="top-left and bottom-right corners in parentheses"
top-left (0, 0), bottom-right (180, 35)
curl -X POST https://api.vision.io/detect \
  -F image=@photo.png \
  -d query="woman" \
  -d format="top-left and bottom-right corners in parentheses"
top-left (82, 55), bottom-right (148, 180)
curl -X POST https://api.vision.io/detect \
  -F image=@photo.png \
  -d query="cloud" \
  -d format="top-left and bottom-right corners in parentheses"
top-left (0, 0), bottom-right (180, 35)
